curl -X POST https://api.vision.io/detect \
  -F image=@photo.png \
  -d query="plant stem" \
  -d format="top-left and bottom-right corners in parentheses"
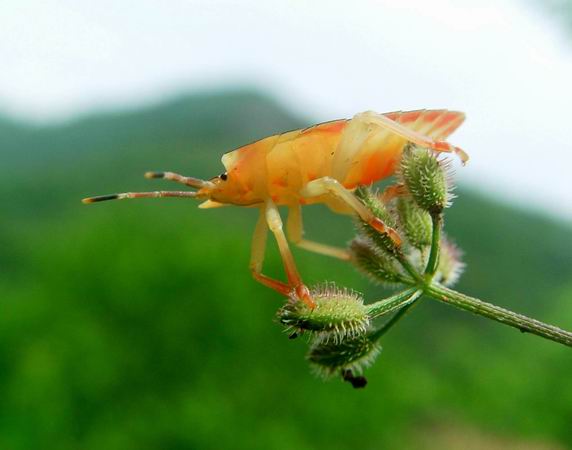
top-left (368, 289), bottom-right (423, 341)
top-left (424, 212), bottom-right (442, 277)
top-left (426, 283), bottom-right (572, 348)
top-left (395, 252), bottom-right (424, 284)
top-left (366, 288), bottom-right (421, 319)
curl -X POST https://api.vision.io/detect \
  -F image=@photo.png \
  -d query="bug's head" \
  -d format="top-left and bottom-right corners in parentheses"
top-left (196, 171), bottom-right (232, 207)
top-left (198, 169), bottom-right (261, 208)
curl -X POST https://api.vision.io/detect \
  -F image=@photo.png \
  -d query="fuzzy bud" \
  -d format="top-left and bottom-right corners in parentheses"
top-left (437, 237), bottom-right (465, 286)
top-left (354, 187), bottom-right (399, 255)
top-left (307, 333), bottom-right (381, 379)
top-left (399, 144), bottom-right (452, 214)
top-left (396, 196), bottom-right (432, 249)
top-left (277, 284), bottom-right (369, 343)
top-left (349, 237), bottom-right (404, 284)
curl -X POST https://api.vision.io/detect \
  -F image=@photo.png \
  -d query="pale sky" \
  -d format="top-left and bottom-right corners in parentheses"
top-left (1, 0), bottom-right (572, 221)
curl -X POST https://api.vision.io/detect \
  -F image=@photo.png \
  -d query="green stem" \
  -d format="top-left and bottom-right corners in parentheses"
top-left (396, 252), bottom-right (424, 284)
top-left (426, 283), bottom-right (572, 348)
top-left (424, 212), bottom-right (442, 278)
top-left (366, 288), bottom-right (421, 319)
top-left (368, 289), bottom-right (423, 341)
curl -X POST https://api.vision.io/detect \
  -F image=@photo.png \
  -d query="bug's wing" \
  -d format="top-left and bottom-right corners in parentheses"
top-left (334, 110), bottom-right (466, 187)
top-left (384, 110), bottom-right (465, 140)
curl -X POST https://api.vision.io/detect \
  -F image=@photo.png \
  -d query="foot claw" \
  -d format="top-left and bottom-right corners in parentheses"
top-left (433, 141), bottom-right (469, 165)
top-left (387, 227), bottom-right (402, 246)
top-left (380, 184), bottom-right (406, 203)
top-left (296, 285), bottom-right (315, 309)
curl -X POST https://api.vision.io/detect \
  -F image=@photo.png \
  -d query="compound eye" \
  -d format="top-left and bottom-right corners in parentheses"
top-left (219, 172), bottom-right (228, 181)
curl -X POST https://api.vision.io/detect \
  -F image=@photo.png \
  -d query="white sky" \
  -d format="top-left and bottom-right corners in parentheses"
top-left (1, 0), bottom-right (572, 221)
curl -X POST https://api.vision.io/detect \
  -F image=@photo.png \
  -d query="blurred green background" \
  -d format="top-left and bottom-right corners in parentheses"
top-left (1, 89), bottom-right (571, 449)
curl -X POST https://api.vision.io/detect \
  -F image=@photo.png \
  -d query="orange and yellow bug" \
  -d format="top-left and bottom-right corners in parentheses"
top-left (83, 110), bottom-right (467, 307)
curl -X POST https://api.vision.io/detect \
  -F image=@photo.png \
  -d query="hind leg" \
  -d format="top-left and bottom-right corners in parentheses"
top-left (358, 111), bottom-right (469, 163)
top-left (250, 206), bottom-right (292, 296)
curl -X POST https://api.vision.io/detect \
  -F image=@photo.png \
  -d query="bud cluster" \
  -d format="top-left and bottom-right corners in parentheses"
top-left (277, 145), bottom-right (465, 387)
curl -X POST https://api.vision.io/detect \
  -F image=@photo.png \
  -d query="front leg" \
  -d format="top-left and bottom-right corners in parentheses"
top-left (250, 201), bottom-right (315, 308)
top-left (250, 206), bottom-right (292, 297)
top-left (300, 177), bottom-right (402, 246)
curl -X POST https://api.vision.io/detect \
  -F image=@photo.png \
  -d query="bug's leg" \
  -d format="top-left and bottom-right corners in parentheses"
top-left (300, 177), bottom-right (402, 246)
top-left (82, 191), bottom-right (198, 203)
top-left (380, 184), bottom-right (407, 203)
top-left (144, 171), bottom-right (214, 189)
top-left (286, 204), bottom-right (351, 260)
top-left (250, 207), bottom-right (292, 297)
top-left (265, 200), bottom-right (315, 308)
top-left (361, 112), bottom-right (469, 163)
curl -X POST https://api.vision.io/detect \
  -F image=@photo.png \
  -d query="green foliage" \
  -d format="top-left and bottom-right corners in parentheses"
top-left (1, 90), bottom-right (572, 449)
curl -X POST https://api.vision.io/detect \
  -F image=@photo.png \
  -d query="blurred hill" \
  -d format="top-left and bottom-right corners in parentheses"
top-left (1, 89), bottom-right (571, 450)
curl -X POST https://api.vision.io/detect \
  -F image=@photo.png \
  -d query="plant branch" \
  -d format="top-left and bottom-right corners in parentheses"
top-left (424, 212), bottom-right (442, 277)
top-left (366, 288), bottom-right (421, 319)
top-left (368, 289), bottom-right (423, 341)
top-left (426, 283), bottom-right (572, 348)
top-left (395, 252), bottom-right (424, 284)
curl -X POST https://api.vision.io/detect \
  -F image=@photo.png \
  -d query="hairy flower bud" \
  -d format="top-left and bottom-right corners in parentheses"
top-left (399, 144), bottom-right (453, 214)
top-left (349, 237), bottom-right (404, 284)
top-left (277, 284), bottom-right (369, 343)
top-left (355, 187), bottom-right (399, 255)
top-left (437, 237), bottom-right (465, 286)
top-left (396, 196), bottom-right (432, 249)
top-left (307, 333), bottom-right (381, 379)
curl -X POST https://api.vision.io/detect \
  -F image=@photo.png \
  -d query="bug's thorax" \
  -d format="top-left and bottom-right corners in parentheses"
top-left (211, 121), bottom-right (347, 206)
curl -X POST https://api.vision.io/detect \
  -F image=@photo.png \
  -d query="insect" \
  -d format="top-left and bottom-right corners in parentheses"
top-left (83, 110), bottom-right (467, 308)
